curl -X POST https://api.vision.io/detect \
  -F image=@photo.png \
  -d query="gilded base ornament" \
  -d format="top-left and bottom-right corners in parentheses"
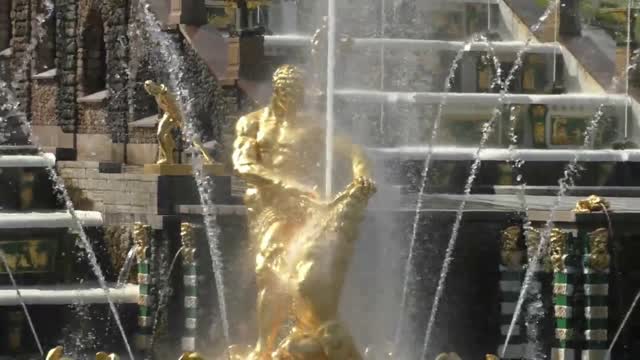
top-left (574, 195), bottom-right (610, 214)
top-left (143, 80), bottom-right (216, 166)
top-left (46, 347), bottom-right (119, 360)
top-left (500, 225), bottom-right (523, 270)
top-left (231, 64), bottom-right (374, 360)
top-left (586, 228), bottom-right (610, 272)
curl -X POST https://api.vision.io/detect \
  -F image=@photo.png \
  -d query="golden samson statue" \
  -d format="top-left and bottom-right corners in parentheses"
top-left (231, 64), bottom-right (375, 360)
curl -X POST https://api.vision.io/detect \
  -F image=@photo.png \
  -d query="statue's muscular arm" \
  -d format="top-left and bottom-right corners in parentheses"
top-left (232, 114), bottom-right (277, 187)
top-left (334, 135), bottom-right (372, 179)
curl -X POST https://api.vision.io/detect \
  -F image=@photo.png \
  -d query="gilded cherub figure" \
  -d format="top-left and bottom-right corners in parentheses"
top-left (586, 228), bottom-right (610, 272)
top-left (232, 64), bottom-right (374, 359)
top-left (500, 225), bottom-right (523, 270)
top-left (549, 228), bottom-right (569, 273)
top-left (144, 80), bottom-right (214, 165)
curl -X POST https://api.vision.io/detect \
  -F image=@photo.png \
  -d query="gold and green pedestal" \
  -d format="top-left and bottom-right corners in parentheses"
top-left (581, 228), bottom-right (610, 360)
top-left (550, 229), bottom-right (578, 360)
top-left (134, 222), bottom-right (153, 353)
top-left (181, 223), bottom-right (198, 353)
top-left (524, 228), bottom-right (553, 359)
top-left (498, 226), bottom-right (525, 359)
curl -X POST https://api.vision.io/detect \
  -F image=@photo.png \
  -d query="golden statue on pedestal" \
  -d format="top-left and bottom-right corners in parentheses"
top-left (144, 80), bottom-right (214, 165)
top-left (232, 64), bottom-right (375, 360)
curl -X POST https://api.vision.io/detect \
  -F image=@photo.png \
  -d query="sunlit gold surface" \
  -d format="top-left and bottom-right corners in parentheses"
top-left (587, 228), bottom-right (610, 272)
top-left (500, 225), bottom-right (523, 270)
top-left (133, 222), bottom-right (151, 262)
top-left (232, 64), bottom-right (375, 359)
top-left (435, 353), bottom-right (462, 360)
top-left (46, 347), bottom-right (118, 360)
top-left (95, 352), bottom-right (120, 360)
top-left (181, 222), bottom-right (196, 264)
top-left (574, 195), bottom-right (610, 213)
top-left (144, 80), bottom-right (215, 165)
top-left (179, 352), bottom-right (205, 360)
top-left (550, 228), bottom-right (569, 272)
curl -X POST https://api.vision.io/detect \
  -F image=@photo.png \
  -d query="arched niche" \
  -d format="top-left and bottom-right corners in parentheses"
top-left (0, 0), bottom-right (11, 50)
top-left (80, 7), bottom-right (106, 95)
top-left (35, 0), bottom-right (56, 73)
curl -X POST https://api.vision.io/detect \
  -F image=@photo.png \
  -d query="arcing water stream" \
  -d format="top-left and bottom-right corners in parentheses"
top-left (136, 1), bottom-right (231, 345)
top-left (0, 250), bottom-right (43, 356)
top-left (394, 34), bottom-right (498, 351)
top-left (418, 2), bottom-right (561, 357)
top-left (0, 1), bottom-right (135, 357)
top-left (501, 40), bottom-right (640, 360)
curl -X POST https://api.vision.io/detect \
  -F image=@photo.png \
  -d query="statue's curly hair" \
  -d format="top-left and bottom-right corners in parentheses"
top-left (272, 65), bottom-right (304, 94)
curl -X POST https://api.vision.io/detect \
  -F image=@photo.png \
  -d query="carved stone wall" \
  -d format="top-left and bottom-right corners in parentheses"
top-left (31, 78), bottom-right (58, 125)
top-left (0, 0), bottom-right (11, 50)
top-left (77, 100), bottom-right (109, 134)
top-left (77, 0), bottom-right (129, 142)
top-left (56, 0), bottom-right (79, 132)
top-left (10, 0), bottom-right (31, 114)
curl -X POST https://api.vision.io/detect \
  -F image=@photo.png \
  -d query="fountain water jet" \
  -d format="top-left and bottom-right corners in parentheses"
top-left (394, 34), bottom-right (503, 352)
top-left (149, 247), bottom-right (184, 350)
top-left (501, 46), bottom-right (640, 356)
top-left (0, 2), bottom-right (135, 357)
top-left (325, 0), bottom-right (337, 197)
top-left (606, 288), bottom-right (640, 359)
top-left (418, 2), bottom-right (561, 357)
top-left (0, 250), bottom-right (43, 356)
top-left (117, 245), bottom-right (139, 287)
top-left (135, 0), bottom-right (231, 345)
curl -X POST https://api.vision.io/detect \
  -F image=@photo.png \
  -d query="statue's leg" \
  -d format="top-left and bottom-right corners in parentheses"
top-left (250, 222), bottom-right (293, 359)
top-left (156, 117), bottom-right (175, 164)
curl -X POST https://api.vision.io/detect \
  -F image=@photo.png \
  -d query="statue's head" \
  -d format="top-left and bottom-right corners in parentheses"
top-left (272, 65), bottom-right (305, 113)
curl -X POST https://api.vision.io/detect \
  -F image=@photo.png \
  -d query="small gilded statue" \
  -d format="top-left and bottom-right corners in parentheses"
top-left (144, 80), bottom-right (214, 165)
top-left (586, 228), bottom-right (610, 272)
top-left (550, 228), bottom-right (569, 273)
top-left (574, 195), bottom-right (610, 214)
top-left (232, 64), bottom-right (375, 359)
top-left (500, 225), bottom-right (523, 270)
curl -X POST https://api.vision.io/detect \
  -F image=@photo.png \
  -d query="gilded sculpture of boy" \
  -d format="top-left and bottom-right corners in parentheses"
top-left (143, 80), bottom-right (214, 165)
top-left (232, 64), bottom-right (375, 359)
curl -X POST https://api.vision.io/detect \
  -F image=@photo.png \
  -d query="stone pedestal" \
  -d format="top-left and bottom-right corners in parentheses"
top-left (143, 163), bottom-right (224, 176)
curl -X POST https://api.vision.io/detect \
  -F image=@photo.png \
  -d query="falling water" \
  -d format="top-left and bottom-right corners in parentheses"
top-left (606, 289), bottom-right (640, 359)
top-left (419, 3), bottom-right (561, 357)
top-left (136, 1), bottom-right (231, 344)
top-left (149, 247), bottom-right (184, 349)
top-left (117, 246), bottom-right (139, 287)
top-left (501, 22), bottom-right (640, 359)
top-left (0, 250), bottom-right (44, 356)
top-left (394, 34), bottom-right (489, 349)
top-left (0, 2), bottom-right (136, 358)
top-left (325, 0), bottom-right (337, 197)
